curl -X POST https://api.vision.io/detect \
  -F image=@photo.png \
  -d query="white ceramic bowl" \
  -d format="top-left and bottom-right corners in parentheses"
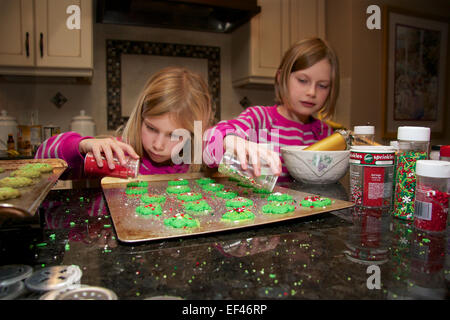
top-left (281, 146), bottom-right (350, 184)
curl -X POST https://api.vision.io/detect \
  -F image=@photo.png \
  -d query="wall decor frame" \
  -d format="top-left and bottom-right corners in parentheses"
top-left (382, 7), bottom-right (448, 139)
top-left (106, 39), bottom-right (220, 130)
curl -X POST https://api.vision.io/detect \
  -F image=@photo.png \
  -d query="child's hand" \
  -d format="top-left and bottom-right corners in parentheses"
top-left (79, 138), bottom-right (139, 170)
top-left (223, 135), bottom-right (282, 177)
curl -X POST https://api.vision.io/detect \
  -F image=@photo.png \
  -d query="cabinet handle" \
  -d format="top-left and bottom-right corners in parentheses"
top-left (25, 32), bottom-right (30, 57)
top-left (40, 33), bottom-right (43, 58)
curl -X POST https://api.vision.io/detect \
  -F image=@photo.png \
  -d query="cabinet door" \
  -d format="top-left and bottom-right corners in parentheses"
top-left (34, 0), bottom-right (92, 68)
top-left (0, 0), bottom-right (35, 67)
top-left (289, 0), bottom-right (326, 44)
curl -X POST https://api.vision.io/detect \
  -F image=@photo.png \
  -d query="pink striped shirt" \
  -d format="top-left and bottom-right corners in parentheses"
top-left (35, 131), bottom-right (189, 176)
top-left (203, 105), bottom-right (333, 180)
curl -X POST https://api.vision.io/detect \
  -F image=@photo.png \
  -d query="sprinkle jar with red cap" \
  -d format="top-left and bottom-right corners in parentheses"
top-left (413, 160), bottom-right (450, 233)
top-left (439, 145), bottom-right (450, 162)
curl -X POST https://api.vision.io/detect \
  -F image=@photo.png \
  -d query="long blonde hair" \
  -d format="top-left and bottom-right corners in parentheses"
top-left (274, 37), bottom-right (340, 120)
top-left (121, 67), bottom-right (214, 172)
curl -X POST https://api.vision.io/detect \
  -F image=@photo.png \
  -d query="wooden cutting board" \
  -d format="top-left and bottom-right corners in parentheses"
top-left (102, 172), bottom-right (355, 243)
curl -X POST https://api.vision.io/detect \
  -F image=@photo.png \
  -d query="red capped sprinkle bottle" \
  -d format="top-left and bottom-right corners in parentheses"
top-left (84, 152), bottom-right (140, 179)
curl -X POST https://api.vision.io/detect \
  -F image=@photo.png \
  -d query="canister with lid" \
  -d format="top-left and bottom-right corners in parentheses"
top-left (70, 110), bottom-right (96, 137)
top-left (413, 160), bottom-right (450, 233)
top-left (0, 110), bottom-right (18, 151)
top-left (349, 146), bottom-right (396, 207)
top-left (392, 126), bottom-right (430, 221)
top-left (352, 126), bottom-right (375, 146)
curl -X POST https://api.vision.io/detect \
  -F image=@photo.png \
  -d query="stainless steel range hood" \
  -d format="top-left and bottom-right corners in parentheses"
top-left (96, 0), bottom-right (260, 33)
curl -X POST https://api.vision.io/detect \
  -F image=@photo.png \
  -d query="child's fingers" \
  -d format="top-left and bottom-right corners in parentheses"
top-left (248, 145), bottom-right (261, 176)
top-left (91, 147), bottom-right (104, 168)
top-left (102, 145), bottom-right (116, 170)
top-left (118, 141), bottom-right (140, 160)
top-left (235, 140), bottom-right (247, 171)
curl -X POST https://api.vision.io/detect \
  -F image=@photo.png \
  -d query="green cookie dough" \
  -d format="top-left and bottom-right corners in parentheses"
top-left (141, 194), bottom-right (166, 204)
top-left (166, 185), bottom-right (191, 194)
top-left (127, 181), bottom-right (149, 188)
top-left (183, 200), bottom-right (212, 215)
top-left (0, 177), bottom-right (34, 188)
top-left (20, 163), bottom-right (53, 173)
top-left (10, 169), bottom-right (41, 179)
top-left (195, 177), bottom-right (215, 185)
top-left (177, 192), bottom-right (203, 202)
top-left (262, 202), bottom-right (295, 214)
top-left (202, 183), bottom-right (224, 192)
top-left (215, 190), bottom-right (238, 199)
top-left (0, 167), bottom-right (5, 173)
top-left (221, 207), bottom-right (255, 222)
top-left (300, 196), bottom-right (332, 207)
top-left (0, 187), bottom-right (20, 201)
top-left (164, 213), bottom-right (199, 229)
top-left (168, 179), bottom-right (189, 186)
top-left (136, 203), bottom-right (163, 216)
top-left (125, 187), bottom-right (147, 196)
top-left (267, 192), bottom-right (293, 202)
top-left (225, 197), bottom-right (253, 209)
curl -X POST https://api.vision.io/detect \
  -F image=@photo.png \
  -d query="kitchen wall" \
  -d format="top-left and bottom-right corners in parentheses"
top-left (327, 0), bottom-right (450, 145)
top-left (0, 23), bottom-right (276, 136)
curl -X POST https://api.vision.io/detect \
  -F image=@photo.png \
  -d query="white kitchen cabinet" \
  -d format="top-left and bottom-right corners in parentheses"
top-left (0, 0), bottom-right (93, 77)
top-left (232, 0), bottom-right (326, 87)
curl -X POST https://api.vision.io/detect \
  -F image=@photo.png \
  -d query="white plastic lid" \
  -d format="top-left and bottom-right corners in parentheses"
top-left (416, 160), bottom-right (450, 178)
top-left (72, 110), bottom-right (94, 121)
top-left (350, 146), bottom-right (395, 153)
top-left (25, 265), bottom-right (82, 292)
top-left (354, 126), bottom-right (374, 135)
top-left (397, 126), bottom-right (430, 141)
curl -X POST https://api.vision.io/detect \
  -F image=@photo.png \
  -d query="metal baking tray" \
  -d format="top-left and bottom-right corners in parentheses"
top-left (102, 173), bottom-right (355, 243)
top-left (0, 159), bottom-right (68, 222)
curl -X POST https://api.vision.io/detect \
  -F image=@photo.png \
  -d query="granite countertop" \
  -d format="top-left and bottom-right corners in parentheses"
top-left (0, 176), bottom-right (448, 300)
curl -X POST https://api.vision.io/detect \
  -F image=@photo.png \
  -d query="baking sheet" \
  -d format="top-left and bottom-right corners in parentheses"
top-left (102, 173), bottom-right (355, 243)
top-left (0, 159), bottom-right (68, 220)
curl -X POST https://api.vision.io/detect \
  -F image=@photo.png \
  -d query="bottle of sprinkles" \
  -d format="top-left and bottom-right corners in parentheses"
top-left (392, 126), bottom-right (430, 221)
top-left (413, 160), bottom-right (450, 233)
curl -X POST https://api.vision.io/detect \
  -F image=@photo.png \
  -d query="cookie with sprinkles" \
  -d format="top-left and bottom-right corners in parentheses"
top-left (183, 200), bottom-right (213, 215)
top-left (221, 207), bottom-right (255, 222)
top-left (237, 182), bottom-right (253, 188)
top-left (168, 178), bottom-right (189, 186)
top-left (215, 190), bottom-right (238, 199)
top-left (127, 181), bottom-right (149, 188)
top-left (164, 213), bottom-right (199, 229)
top-left (177, 192), bottom-right (203, 202)
top-left (267, 192), bottom-right (293, 202)
top-left (300, 196), bottom-right (332, 208)
top-left (225, 197), bottom-right (253, 209)
top-left (262, 202), bottom-right (295, 214)
top-left (166, 185), bottom-right (191, 194)
top-left (201, 183), bottom-right (224, 192)
top-left (141, 194), bottom-right (166, 204)
top-left (136, 203), bottom-right (163, 216)
top-left (252, 187), bottom-right (272, 194)
top-left (195, 177), bottom-right (215, 185)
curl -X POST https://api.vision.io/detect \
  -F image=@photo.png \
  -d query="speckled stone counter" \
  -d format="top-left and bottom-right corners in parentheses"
top-left (0, 176), bottom-right (448, 300)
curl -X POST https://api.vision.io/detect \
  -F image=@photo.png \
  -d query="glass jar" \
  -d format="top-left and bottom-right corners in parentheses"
top-left (218, 151), bottom-right (278, 192)
top-left (413, 160), bottom-right (450, 233)
top-left (352, 126), bottom-right (375, 146)
top-left (392, 126), bottom-right (430, 221)
top-left (440, 145), bottom-right (450, 162)
top-left (84, 152), bottom-right (140, 179)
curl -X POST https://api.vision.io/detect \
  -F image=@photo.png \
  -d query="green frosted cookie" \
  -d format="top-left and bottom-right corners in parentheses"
top-left (267, 192), bottom-right (293, 202)
top-left (125, 187), bottom-right (147, 196)
top-left (195, 177), bottom-right (215, 185)
top-left (225, 197), bottom-right (253, 209)
top-left (237, 182), bottom-right (254, 188)
top-left (262, 202), bottom-right (295, 214)
top-left (127, 181), bottom-right (149, 188)
top-left (0, 177), bottom-right (34, 188)
top-left (166, 185), bottom-right (191, 194)
top-left (10, 169), bottom-right (41, 179)
top-left (300, 196), bottom-right (332, 207)
top-left (177, 192), bottom-right (203, 202)
top-left (221, 207), bottom-right (255, 222)
top-left (20, 163), bottom-right (53, 173)
top-left (136, 203), bottom-right (163, 216)
top-left (252, 187), bottom-right (272, 194)
top-left (0, 187), bottom-right (20, 201)
top-left (141, 194), bottom-right (166, 204)
top-left (164, 213), bottom-right (199, 229)
top-left (215, 190), bottom-right (238, 199)
top-left (202, 183), bottom-right (224, 192)
top-left (168, 179), bottom-right (189, 186)
top-left (183, 200), bottom-right (212, 215)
